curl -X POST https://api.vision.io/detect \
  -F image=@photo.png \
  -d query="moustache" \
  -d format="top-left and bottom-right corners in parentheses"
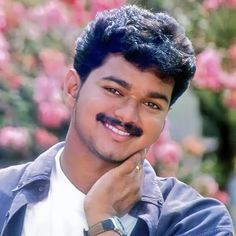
top-left (96, 113), bottom-right (143, 137)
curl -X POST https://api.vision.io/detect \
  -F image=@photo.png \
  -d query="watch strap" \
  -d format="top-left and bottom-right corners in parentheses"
top-left (89, 220), bottom-right (106, 235)
top-left (87, 217), bottom-right (126, 236)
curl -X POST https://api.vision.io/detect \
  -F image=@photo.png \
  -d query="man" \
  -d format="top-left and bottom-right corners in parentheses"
top-left (0, 5), bottom-right (234, 236)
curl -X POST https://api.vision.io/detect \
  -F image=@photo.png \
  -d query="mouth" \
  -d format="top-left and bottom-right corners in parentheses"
top-left (105, 123), bottom-right (130, 137)
top-left (96, 113), bottom-right (143, 138)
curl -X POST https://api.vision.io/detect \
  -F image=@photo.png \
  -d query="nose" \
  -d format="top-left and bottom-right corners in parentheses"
top-left (114, 98), bottom-right (140, 124)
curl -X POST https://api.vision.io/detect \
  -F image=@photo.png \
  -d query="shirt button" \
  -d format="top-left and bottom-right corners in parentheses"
top-left (38, 186), bottom-right (44, 192)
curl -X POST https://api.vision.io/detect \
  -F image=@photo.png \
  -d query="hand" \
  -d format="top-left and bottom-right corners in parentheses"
top-left (84, 150), bottom-right (145, 226)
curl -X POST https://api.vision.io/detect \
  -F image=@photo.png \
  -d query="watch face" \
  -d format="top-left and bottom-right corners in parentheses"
top-left (102, 219), bottom-right (115, 231)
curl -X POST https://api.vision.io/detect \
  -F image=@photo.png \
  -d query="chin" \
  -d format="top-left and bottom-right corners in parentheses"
top-left (95, 149), bottom-right (130, 164)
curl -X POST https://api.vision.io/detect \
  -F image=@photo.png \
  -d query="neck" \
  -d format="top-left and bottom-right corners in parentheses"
top-left (60, 125), bottom-right (118, 194)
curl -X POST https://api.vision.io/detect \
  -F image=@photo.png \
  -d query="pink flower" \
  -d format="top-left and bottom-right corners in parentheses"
top-left (33, 74), bottom-right (69, 128)
top-left (39, 49), bottom-right (67, 78)
top-left (147, 137), bottom-right (182, 177)
top-left (0, 9), bottom-right (6, 31)
top-left (0, 33), bottom-right (23, 89)
top-left (34, 128), bottom-right (59, 149)
top-left (221, 71), bottom-right (236, 89)
top-left (150, 119), bottom-right (171, 147)
top-left (11, 2), bottom-right (25, 17)
top-left (213, 190), bottom-right (229, 205)
top-left (147, 140), bottom-right (182, 167)
top-left (44, 2), bottom-right (67, 28)
top-left (194, 49), bottom-right (223, 91)
top-left (146, 120), bottom-right (172, 166)
top-left (146, 151), bottom-right (157, 166)
top-left (6, 2), bottom-right (25, 28)
top-left (0, 33), bottom-right (10, 69)
top-left (147, 141), bottom-right (181, 177)
top-left (0, 47), bottom-right (9, 69)
top-left (182, 136), bottom-right (206, 157)
top-left (223, 89), bottom-right (236, 108)
top-left (203, 0), bottom-right (223, 10)
top-left (33, 75), bottom-right (62, 103)
top-left (154, 141), bottom-right (182, 165)
top-left (6, 74), bottom-right (23, 89)
top-left (29, 2), bottom-right (68, 32)
top-left (68, 1), bottom-right (90, 25)
top-left (204, 0), bottom-right (236, 10)
top-left (91, 0), bottom-right (126, 17)
top-left (225, 0), bottom-right (236, 8)
top-left (0, 126), bottom-right (29, 150)
top-left (63, 0), bottom-right (77, 5)
top-left (38, 101), bottom-right (69, 128)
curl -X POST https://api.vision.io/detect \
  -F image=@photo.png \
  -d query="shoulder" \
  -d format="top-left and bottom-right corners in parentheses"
top-left (0, 142), bottom-right (64, 195)
top-left (0, 163), bottom-right (30, 196)
top-left (156, 176), bottom-right (234, 235)
top-left (158, 176), bottom-right (201, 200)
top-left (0, 163), bottom-right (30, 229)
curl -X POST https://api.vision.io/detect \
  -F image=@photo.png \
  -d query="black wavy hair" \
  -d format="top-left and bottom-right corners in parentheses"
top-left (73, 5), bottom-right (196, 105)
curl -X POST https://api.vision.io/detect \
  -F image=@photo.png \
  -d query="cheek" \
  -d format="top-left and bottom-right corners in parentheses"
top-left (78, 84), bottom-right (113, 110)
top-left (75, 88), bottom-right (113, 127)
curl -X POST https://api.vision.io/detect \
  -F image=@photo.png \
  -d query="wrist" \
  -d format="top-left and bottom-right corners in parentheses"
top-left (85, 216), bottom-right (127, 236)
top-left (87, 214), bottom-right (112, 228)
top-left (84, 205), bottom-right (115, 227)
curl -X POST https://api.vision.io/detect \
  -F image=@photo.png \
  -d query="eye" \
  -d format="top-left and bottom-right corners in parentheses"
top-left (144, 101), bottom-right (161, 110)
top-left (104, 87), bottom-right (123, 96)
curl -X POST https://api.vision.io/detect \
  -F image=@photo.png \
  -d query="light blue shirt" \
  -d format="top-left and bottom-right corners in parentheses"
top-left (0, 143), bottom-right (234, 236)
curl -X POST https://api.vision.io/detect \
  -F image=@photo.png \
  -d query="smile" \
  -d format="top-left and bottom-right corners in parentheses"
top-left (105, 123), bottom-right (130, 136)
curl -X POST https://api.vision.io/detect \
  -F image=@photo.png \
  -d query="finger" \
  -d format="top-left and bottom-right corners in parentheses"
top-left (131, 149), bottom-right (147, 172)
top-left (118, 150), bottom-right (145, 175)
top-left (134, 148), bottom-right (147, 171)
top-left (135, 164), bottom-right (144, 181)
top-left (136, 148), bottom-right (147, 164)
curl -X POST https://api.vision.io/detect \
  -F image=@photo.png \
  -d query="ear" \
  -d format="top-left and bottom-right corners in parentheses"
top-left (63, 68), bottom-right (81, 108)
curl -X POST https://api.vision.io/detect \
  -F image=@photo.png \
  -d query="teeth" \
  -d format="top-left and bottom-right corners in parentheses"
top-left (105, 123), bottom-right (130, 136)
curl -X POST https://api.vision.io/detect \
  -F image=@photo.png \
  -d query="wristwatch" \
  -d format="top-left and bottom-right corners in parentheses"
top-left (86, 216), bottom-right (127, 236)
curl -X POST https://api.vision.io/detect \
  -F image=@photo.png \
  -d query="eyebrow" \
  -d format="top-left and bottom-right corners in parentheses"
top-left (101, 76), bottom-right (131, 90)
top-left (146, 91), bottom-right (169, 104)
top-left (101, 76), bottom-right (169, 104)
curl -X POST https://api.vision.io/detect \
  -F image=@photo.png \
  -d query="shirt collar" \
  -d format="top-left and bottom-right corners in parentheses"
top-left (14, 142), bottom-right (164, 207)
top-left (141, 160), bottom-right (164, 207)
top-left (13, 142), bottom-right (65, 191)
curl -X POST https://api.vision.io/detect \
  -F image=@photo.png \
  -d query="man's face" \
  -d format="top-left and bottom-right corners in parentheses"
top-left (69, 54), bottom-right (174, 163)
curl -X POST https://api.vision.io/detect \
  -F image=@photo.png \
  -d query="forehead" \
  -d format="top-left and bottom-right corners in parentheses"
top-left (88, 54), bottom-right (174, 89)
top-left (91, 54), bottom-right (172, 83)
